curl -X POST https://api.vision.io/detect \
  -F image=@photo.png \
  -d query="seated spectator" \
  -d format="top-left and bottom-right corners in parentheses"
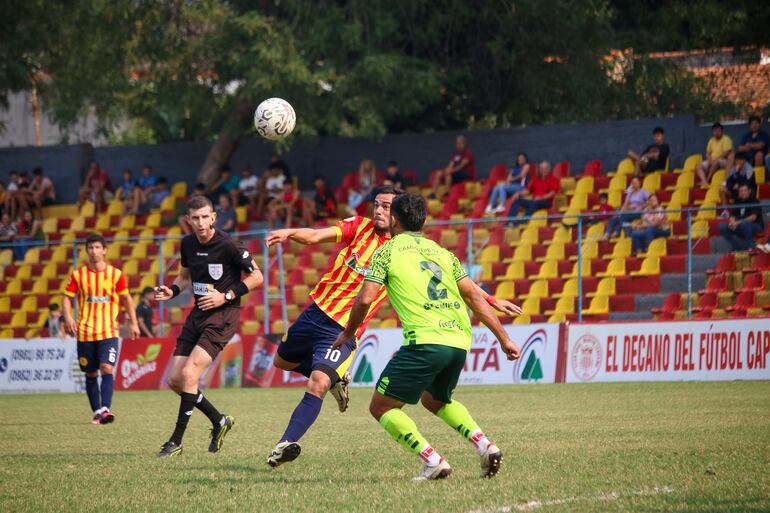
top-left (628, 126), bottom-right (670, 175)
top-left (719, 153), bottom-right (755, 212)
top-left (270, 153), bottom-right (292, 181)
top-left (347, 159), bottom-right (378, 216)
top-left (0, 212), bottom-right (17, 242)
top-left (206, 165), bottom-right (239, 203)
top-left (11, 171), bottom-right (32, 218)
top-left (737, 115), bottom-right (769, 168)
top-left (116, 169), bottom-right (135, 200)
top-left (696, 123), bottom-right (734, 188)
top-left (302, 175), bottom-right (337, 226)
top-left (268, 179), bottom-right (300, 230)
top-left (506, 161), bottom-right (560, 225)
top-left (5, 171), bottom-right (20, 219)
top-left (78, 162), bottom-right (113, 212)
top-left (178, 183), bottom-right (206, 235)
top-left (215, 193), bottom-right (237, 233)
top-left (602, 175), bottom-right (649, 240)
top-left (136, 287), bottom-right (157, 337)
top-left (44, 303), bottom-right (63, 338)
top-left (257, 162), bottom-right (287, 218)
top-left (129, 177), bottom-right (169, 214)
top-left (0, 180), bottom-right (6, 216)
top-left (12, 209), bottom-right (43, 260)
top-left (630, 195), bottom-right (670, 255)
top-left (235, 165), bottom-right (259, 207)
top-left (429, 135), bottom-right (475, 198)
top-left (28, 167), bottom-right (56, 216)
top-left (718, 184), bottom-right (764, 252)
top-left (383, 160), bottom-right (405, 189)
top-left (581, 193), bottom-right (614, 226)
top-left (485, 152), bottom-right (530, 214)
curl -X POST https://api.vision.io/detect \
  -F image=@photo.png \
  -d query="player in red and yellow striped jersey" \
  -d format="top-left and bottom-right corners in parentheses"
top-left (62, 233), bottom-right (140, 425)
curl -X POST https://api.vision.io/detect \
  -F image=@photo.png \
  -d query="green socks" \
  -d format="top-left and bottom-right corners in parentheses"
top-left (437, 400), bottom-right (492, 455)
top-left (379, 409), bottom-right (442, 466)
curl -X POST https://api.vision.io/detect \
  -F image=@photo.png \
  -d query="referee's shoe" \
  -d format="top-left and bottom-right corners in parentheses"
top-left (209, 414), bottom-right (235, 453)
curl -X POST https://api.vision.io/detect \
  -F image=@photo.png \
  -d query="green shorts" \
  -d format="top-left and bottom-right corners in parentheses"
top-left (375, 344), bottom-right (467, 404)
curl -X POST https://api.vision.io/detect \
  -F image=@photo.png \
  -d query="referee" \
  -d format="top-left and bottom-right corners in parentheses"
top-left (154, 196), bottom-right (263, 458)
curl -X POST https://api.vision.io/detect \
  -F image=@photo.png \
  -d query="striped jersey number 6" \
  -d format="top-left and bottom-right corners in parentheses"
top-left (419, 261), bottom-right (448, 300)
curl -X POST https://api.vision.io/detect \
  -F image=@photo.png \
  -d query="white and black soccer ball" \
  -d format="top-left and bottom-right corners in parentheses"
top-left (254, 98), bottom-right (296, 141)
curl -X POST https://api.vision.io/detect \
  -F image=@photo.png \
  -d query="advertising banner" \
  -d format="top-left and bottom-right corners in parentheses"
top-left (115, 338), bottom-right (175, 391)
top-left (566, 318), bottom-right (770, 383)
top-left (347, 323), bottom-right (562, 388)
top-left (241, 333), bottom-right (307, 388)
top-left (0, 338), bottom-right (81, 393)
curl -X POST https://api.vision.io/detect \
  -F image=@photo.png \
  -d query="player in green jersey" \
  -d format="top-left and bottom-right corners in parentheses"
top-left (332, 192), bottom-right (521, 480)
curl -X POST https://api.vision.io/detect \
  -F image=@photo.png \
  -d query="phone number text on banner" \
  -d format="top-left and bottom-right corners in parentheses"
top-left (0, 338), bottom-right (80, 393)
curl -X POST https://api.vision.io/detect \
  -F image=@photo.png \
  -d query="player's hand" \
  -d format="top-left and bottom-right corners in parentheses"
top-left (155, 285), bottom-right (173, 301)
top-left (64, 316), bottom-right (77, 336)
top-left (130, 323), bottom-right (141, 339)
top-left (198, 290), bottom-right (226, 311)
top-left (500, 339), bottom-right (521, 361)
top-left (331, 331), bottom-right (356, 351)
top-left (491, 298), bottom-right (522, 316)
top-left (265, 229), bottom-right (291, 248)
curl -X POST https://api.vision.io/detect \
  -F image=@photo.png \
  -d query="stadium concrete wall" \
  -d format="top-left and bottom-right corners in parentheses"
top-left (3, 116), bottom-right (769, 204)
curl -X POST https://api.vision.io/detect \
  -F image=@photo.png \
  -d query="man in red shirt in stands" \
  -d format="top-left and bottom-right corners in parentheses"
top-left (506, 161), bottom-right (560, 226)
top-left (429, 135), bottom-right (475, 198)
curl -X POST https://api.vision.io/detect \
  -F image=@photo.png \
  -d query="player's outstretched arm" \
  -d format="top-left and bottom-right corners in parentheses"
top-left (331, 280), bottom-right (380, 350)
top-left (471, 280), bottom-right (522, 316)
top-left (265, 226), bottom-right (339, 248)
top-left (457, 277), bottom-right (521, 360)
top-left (155, 264), bottom-right (191, 301)
top-left (121, 293), bottom-right (141, 339)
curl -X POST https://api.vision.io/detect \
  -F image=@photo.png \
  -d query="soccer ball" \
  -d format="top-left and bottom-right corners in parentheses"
top-left (254, 98), bottom-right (296, 141)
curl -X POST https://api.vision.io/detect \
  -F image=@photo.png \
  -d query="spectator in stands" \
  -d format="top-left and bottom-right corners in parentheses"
top-left (505, 160), bottom-right (560, 226)
top-left (0, 212), bottom-right (17, 242)
top-left (12, 209), bottom-right (43, 260)
top-left (602, 175), bottom-right (649, 240)
top-left (302, 175), bottom-right (337, 226)
top-left (268, 179), bottom-right (300, 230)
top-left (582, 193), bottom-right (615, 226)
top-left (628, 126), bottom-right (670, 175)
top-left (383, 161), bottom-right (405, 189)
top-left (258, 162), bottom-right (287, 218)
top-left (347, 159), bottom-right (378, 216)
top-left (696, 123), bottom-right (734, 188)
top-left (718, 184), bottom-right (764, 252)
top-left (78, 162), bottom-right (113, 212)
top-left (630, 194), bottom-right (670, 255)
top-left (429, 135), bottom-right (475, 198)
top-left (737, 115), bottom-right (769, 168)
top-left (485, 152), bottom-right (530, 214)
top-left (44, 303), bottom-right (63, 338)
top-left (207, 165), bottom-right (240, 202)
top-left (270, 152), bottom-right (292, 181)
top-left (5, 171), bottom-right (20, 219)
top-left (178, 183), bottom-right (206, 235)
top-left (719, 152), bottom-right (755, 213)
top-left (215, 193), bottom-right (237, 233)
top-left (236, 165), bottom-right (259, 207)
top-left (116, 169), bottom-right (135, 200)
top-left (136, 287), bottom-right (157, 337)
top-left (128, 177), bottom-right (169, 215)
top-left (0, 180), bottom-right (6, 216)
top-left (29, 167), bottom-right (56, 216)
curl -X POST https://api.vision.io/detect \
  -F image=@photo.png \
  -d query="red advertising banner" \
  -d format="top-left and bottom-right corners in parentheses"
top-left (241, 333), bottom-right (307, 388)
top-left (116, 338), bottom-right (175, 390)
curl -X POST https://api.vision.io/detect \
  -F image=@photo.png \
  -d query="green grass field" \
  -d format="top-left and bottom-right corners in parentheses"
top-left (1, 382), bottom-right (769, 513)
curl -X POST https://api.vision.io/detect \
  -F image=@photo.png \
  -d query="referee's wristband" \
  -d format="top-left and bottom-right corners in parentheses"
top-left (170, 284), bottom-right (181, 298)
top-left (485, 295), bottom-right (496, 306)
top-left (232, 281), bottom-right (249, 299)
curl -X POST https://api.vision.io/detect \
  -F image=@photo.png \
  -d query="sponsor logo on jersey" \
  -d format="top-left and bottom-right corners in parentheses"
top-left (344, 253), bottom-right (370, 276)
top-left (208, 263), bottom-right (223, 280)
top-left (242, 250), bottom-right (249, 259)
top-left (192, 282), bottom-right (214, 296)
top-left (196, 252), bottom-right (208, 256)
top-left (85, 296), bottom-right (110, 303)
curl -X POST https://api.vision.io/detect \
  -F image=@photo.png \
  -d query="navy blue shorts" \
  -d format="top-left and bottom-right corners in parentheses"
top-left (277, 303), bottom-right (357, 381)
top-left (77, 338), bottom-right (120, 372)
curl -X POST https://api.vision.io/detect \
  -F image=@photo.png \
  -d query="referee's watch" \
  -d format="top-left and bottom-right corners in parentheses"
top-left (224, 290), bottom-right (235, 303)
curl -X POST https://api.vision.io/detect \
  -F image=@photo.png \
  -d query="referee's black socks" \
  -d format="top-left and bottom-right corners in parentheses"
top-left (196, 390), bottom-right (224, 426)
top-left (171, 392), bottom-right (198, 445)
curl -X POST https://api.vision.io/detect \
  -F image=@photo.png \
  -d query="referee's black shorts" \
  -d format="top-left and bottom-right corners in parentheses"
top-left (174, 307), bottom-right (239, 359)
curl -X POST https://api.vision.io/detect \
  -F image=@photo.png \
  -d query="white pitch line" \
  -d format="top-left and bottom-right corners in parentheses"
top-left (467, 486), bottom-right (674, 513)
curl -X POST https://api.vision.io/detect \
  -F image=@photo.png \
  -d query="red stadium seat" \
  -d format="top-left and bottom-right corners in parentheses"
top-left (698, 274), bottom-right (727, 294)
top-left (737, 273), bottom-right (765, 293)
top-left (692, 292), bottom-right (717, 313)
top-left (582, 160), bottom-right (602, 178)
top-left (487, 164), bottom-right (508, 183)
top-left (707, 254), bottom-right (735, 275)
top-left (552, 161), bottom-right (570, 179)
top-left (726, 291), bottom-right (755, 312)
top-left (651, 292), bottom-right (681, 315)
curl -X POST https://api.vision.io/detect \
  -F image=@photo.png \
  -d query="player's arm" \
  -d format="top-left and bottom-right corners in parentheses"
top-left (61, 295), bottom-right (77, 336)
top-left (120, 293), bottom-right (140, 339)
top-left (155, 263), bottom-right (191, 301)
top-left (472, 280), bottom-right (521, 316)
top-left (457, 276), bottom-right (520, 360)
top-left (265, 226), bottom-right (339, 247)
top-left (331, 280), bottom-right (380, 350)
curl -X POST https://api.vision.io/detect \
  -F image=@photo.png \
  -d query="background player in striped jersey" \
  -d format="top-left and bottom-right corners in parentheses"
top-left (263, 186), bottom-right (521, 467)
top-left (62, 233), bottom-right (141, 425)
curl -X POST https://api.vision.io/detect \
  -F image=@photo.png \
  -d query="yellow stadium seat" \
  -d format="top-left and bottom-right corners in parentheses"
top-left (506, 244), bottom-right (532, 263)
top-left (21, 296), bottom-right (37, 313)
top-left (604, 238), bottom-right (631, 260)
top-left (496, 261), bottom-right (525, 281)
top-left (683, 154), bottom-right (702, 172)
top-left (51, 245), bottom-right (70, 264)
top-left (146, 212), bottom-right (162, 229)
top-left (311, 252), bottom-right (328, 269)
top-left (130, 242), bottom-right (149, 259)
top-left (440, 229), bottom-right (459, 248)
top-left (271, 319), bottom-right (286, 334)
top-left (571, 241), bottom-right (598, 262)
top-left (171, 182), bottom-right (188, 198)
top-left (630, 256), bottom-right (660, 276)
top-left (641, 238), bottom-right (667, 258)
top-left (160, 195), bottom-right (177, 212)
top-left (478, 245), bottom-right (500, 264)
top-left (513, 314), bottom-right (531, 325)
top-left (494, 281), bottom-right (516, 301)
top-left (695, 187), bottom-right (720, 206)
top-left (42, 217), bottom-right (58, 235)
top-left (517, 227), bottom-right (540, 246)
top-left (710, 169), bottom-right (726, 187)
top-left (303, 269), bottom-right (319, 286)
top-left (616, 158), bottom-right (634, 175)
top-left (95, 214), bottom-right (112, 232)
top-left (23, 248), bottom-right (42, 265)
top-left (367, 318), bottom-right (382, 329)
top-left (292, 285), bottom-right (310, 305)
top-left (107, 200), bottom-right (122, 216)
top-left (547, 313), bottom-right (566, 323)
top-left (608, 190), bottom-right (623, 208)
top-left (545, 226), bottom-right (572, 246)
top-left (16, 264), bottom-right (32, 280)
top-left (139, 274), bottom-right (159, 291)
top-left (161, 239), bottom-right (177, 258)
top-left (0, 249), bottom-right (12, 266)
top-left (755, 166), bottom-right (766, 184)
top-left (562, 193), bottom-right (587, 213)
top-left (695, 203), bottom-right (717, 221)
top-left (520, 297), bottom-right (540, 315)
top-left (236, 206), bottom-right (247, 224)
top-left (535, 260), bottom-right (559, 280)
top-left (687, 220), bottom-right (709, 239)
top-left (31, 280), bottom-right (50, 295)
top-left (526, 209), bottom-right (549, 227)
top-left (601, 174), bottom-right (627, 194)
top-left (545, 296), bottom-right (575, 316)
top-left (521, 280), bottom-right (548, 300)
top-left (536, 243), bottom-right (564, 263)
top-left (169, 307), bottom-right (183, 323)
top-left (380, 319), bottom-right (398, 329)
top-left (553, 279), bottom-right (578, 298)
top-left (642, 172), bottom-right (661, 194)
top-left (586, 223), bottom-right (605, 241)
top-left (0, 297), bottom-right (10, 313)
top-left (123, 260), bottom-right (139, 275)
top-left (583, 295), bottom-right (610, 315)
top-left (574, 176), bottom-right (595, 195)
top-left (80, 201), bottom-right (96, 217)
top-left (667, 172), bottom-right (694, 191)
top-left (41, 263), bottom-right (58, 279)
top-left (10, 311), bottom-right (27, 328)
top-left (670, 187), bottom-right (690, 206)
top-left (565, 258), bottom-right (592, 278)
top-left (106, 243), bottom-right (124, 261)
top-left (119, 215), bottom-right (136, 230)
top-left (597, 257), bottom-right (626, 277)
top-left (0, 328), bottom-right (12, 338)
top-left (472, 228), bottom-right (490, 245)
top-left (24, 328), bottom-right (40, 339)
top-left (241, 321), bottom-right (261, 335)
top-left (166, 226), bottom-right (182, 237)
top-left (587, 277), bottom-right (616, 298)
top-left (427, 199), bottom-right (442, 216)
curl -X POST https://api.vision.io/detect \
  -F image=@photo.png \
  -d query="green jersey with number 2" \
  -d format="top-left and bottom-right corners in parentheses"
top-left (365, 232), bottom-right (472, 351)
